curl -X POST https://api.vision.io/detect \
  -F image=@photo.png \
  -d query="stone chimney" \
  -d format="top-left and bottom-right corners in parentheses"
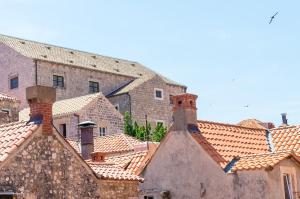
top-left (171, 93), bottom-right (198, 131)
top-left (91, 152), bottom-right (106, 162)
top-left (26, 86), bottom-right (56, 134)
top-left (281, 113), bottom-right (288, 126)
top-left (78, 121), bottom-right (96, 160)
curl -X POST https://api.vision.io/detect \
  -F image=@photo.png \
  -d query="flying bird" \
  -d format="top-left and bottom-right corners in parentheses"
top-left (269, 12), bottom-right (278, 24)
top-left (243, 105), bottom-right (249, 108)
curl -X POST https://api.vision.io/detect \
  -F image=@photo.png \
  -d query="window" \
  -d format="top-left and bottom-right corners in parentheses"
top-left (283, 174), bottom-right (293, 199)
top-left (89, 81), bottom-right (99, 93)
top-left (169, 95), bottom-right (174, 105)
top-left (0, 195), bottom-right (13, 199)
top-left (53, 75), bottom-right (64, 88)
top-left (99, 127), bottom-right (107, 136)
top-left (144, 196), bottom-right (154, 199)
top-left (114, 104), bottom-right (119, 111)
top-left (154, 88), bottom-right (163, 100)
top-left (10, 76), bottom-right (18, 89)
top-left (59, 124), bottom-right (67, 138)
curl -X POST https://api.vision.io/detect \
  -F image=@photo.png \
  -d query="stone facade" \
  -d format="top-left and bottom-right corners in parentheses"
top-left (0, 43), bottom-right (35, 109)
top-left (0, 129), bottom-right (101, 198)
top-left (0, 96), bottom-right (20, 124)
top-left (100, 180), bottom-right (139, 199)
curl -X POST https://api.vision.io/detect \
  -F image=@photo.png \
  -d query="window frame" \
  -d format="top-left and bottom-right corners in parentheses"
top-left (154, 88), bottom-right (164, 100)
top-left (9, 76), bottom-right (19, 90)
top-left (53, 75), bottom-right (65, 88)
top-left (89, 81), bottom-right (99, 93)
top-left (99, 127), bottom-right (107, 136)
top-left (59, 123), bottom-right (67, 138)
top-left (280, 166), bottom-right (297, 199)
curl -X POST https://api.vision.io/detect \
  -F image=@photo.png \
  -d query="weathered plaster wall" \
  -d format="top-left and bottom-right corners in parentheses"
top-left (140, 131), bottom-right (233, 199)
top-left (36, 60), bottom-right (134, 101)
top-left (0, 129), bottom-right (101, 198)
top-left (100, 180), bottom-right (139, 199)
top-left (0, 43), bottom-right (35, 109)
top-left (129, 76), bottom-right (185, 128)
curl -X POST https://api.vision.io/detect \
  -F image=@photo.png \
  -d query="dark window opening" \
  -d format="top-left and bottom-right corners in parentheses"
top-left (10, 77), bottom-right (18, 89)
top-left (53, 75), bottom-right (64, 88)
top-left (59, 124), bottom-right (67, 138)
top-left (155, 89), bottom-right (163, 99)
top-left (283, 174), bottom-right (293, 199)
top-left (89, 81), bottom-right (99, 93)
top-left (0, 194), bottom-right (14, 199)
top-left (144, 196), bottom-right (154, 199)
top-left (99, 127), bottom-right (106, 136)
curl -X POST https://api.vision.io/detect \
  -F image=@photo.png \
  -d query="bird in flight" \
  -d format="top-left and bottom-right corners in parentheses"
top-left (269, 12), bottom-right (278, 24)
top-left (243, 104), bottom-right (249, 108)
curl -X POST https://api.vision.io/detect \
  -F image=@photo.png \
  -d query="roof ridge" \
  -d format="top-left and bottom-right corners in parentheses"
top-left (198, 120), bottom-right (266, 131)
top-left (270, 125), bottom-right (300, 131)
top-left (0, 33), bottom-right (140, 64)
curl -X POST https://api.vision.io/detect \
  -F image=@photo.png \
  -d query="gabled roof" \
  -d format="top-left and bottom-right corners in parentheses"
top-left (94, 134), bottom-right (142, 154)
top-left (0, 121), bottom-right (39, 162)
top-left (198, 120), bottom-right (270, 162)
top-left (19, 93), bottom-right (100, 120)
top-left (0, 34), bottom-right (183, 88)
top-left (0, 92), bottom-right (18, 101)
top-left (229, 151), bottom-right (300, 172)
top-left (271, 125), bottom-right (300, 155)
top-left (88, 162), bottom-right (143, 181)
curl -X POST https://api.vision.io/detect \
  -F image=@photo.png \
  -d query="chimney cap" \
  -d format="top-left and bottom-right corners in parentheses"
top-left (26, 85), bottom-right (56, 103)
top-left (78, 121), bottom-right (96, 128)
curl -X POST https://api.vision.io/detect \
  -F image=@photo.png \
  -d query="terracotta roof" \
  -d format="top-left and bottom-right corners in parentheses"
top-left (190, 132), bottom-right (227, 165)
top-left (0, 121), bottom-right (39, 162)
top-left (67, 138), bottom-right (81, 154)
top-left (0, 34), bottom-right (183, 88)
top-left (93, 134), bottom-right (143, 154)
top-left (19, 93), bottom-right (100, 120)
top-left (0, 92), bottom-right (18, 101)
top-left (230, 151), bottom-right (300, 172)
top-left (271, 125), bottom-right (300, 155)
top-left (198, 120), bottom-right (270, 162)
top-left (88, 162), bottom-right (142, 181)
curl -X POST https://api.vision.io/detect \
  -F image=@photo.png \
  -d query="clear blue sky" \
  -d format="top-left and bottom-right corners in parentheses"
top-left (1, 0), bottom-right (300, 126)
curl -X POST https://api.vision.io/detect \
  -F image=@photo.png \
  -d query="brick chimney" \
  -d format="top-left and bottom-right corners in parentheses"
top-left (78, 121), bottom-right (96, 160)
top-left (91, 152), bottom-right (106, 162)
top-left (171, 93), bottom-right (198, 131)
top-left (26, 86), bottom-right (56, 134)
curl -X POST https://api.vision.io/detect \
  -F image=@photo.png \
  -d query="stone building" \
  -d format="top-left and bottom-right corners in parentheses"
top-left (19, 92), bottom-right (124, 139)
top-left (0, 85), bottom-right (141, 199)
top-left (140, 93), bottom-right (300, 199)
top-left (0, 92), bottom-right (20, 124)
top-left (0, 34), bottom-right (186, 127)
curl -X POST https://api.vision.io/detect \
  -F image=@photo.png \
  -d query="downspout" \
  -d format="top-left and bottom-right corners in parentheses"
top-left (74, 113), bottom-right (80, 141)
top-left (34, 59), bottom-right (38, 85)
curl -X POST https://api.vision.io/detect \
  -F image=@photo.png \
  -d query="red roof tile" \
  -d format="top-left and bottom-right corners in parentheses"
top-left (231, 151), bottom-right (299, 172)
top-left (88, 162), bottom-right (142, 181)
top-left (0, 121), bottom-right (39, 162)
top-left (271, 125), bottom-right (300, 155)
top-left (198, 120), bottom-right (270, 162)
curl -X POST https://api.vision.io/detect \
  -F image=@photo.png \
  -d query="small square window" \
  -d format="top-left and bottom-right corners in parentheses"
top-left (53, 75), bottom-right (64, 88)
top-left (89, 81), bottom-right (99, 93)
top-left (99, 127), bottom-right (107, 136)
top-left (154, 88), bottom-right (163, 100)
top-left (10, 76), bottom-right (18, 89)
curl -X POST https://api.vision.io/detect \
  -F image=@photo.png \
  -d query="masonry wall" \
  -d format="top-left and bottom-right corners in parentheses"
top-left (140, 131), bottom-right (233, 199)
top-left (100, 180), bottom-right (139, 199)
top-left (36, 60), bottom-right (134, 102)
top-left (0, 99), bottom-right (20, 124)
top-left (108, 93), bottom-right (131, 116)
top-left (129, 76), bottom-right (185, 128)
top-left (0, 43), bottom-right (35, 109)
top-left (0, 129), bottom-right (101, 198)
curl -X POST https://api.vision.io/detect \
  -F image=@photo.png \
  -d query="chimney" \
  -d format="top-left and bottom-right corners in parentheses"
top-left (26, 86), bottom-right (56, 134)
top-left (171, 93), bottom-right (198, 131)
top-left (91, 152), bottom-right (106, 162)
top-left (78, 121), bottom-right (96, 160)
top-left (281, 113), bottom-right (288, 126)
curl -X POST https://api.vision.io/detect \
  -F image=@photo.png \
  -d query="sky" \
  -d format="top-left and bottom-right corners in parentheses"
top-left (1, 0), bottom-right (300, 126)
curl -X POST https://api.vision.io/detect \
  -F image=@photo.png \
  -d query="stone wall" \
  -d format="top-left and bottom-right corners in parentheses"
top-left (108, 93), bottom-right (131, 116)
top-left (129, 75), bottom-right (185, 127)
top-left (0, 130), bottom-right (101, 198)
top-left (0, 43), bottom-right (35, 109)
top-left (100, 180), bottom-right (139, 199)
top-left (0, 99), bottom-right (20, 124)
top-left (36, 60), bottom-right (134, 102)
